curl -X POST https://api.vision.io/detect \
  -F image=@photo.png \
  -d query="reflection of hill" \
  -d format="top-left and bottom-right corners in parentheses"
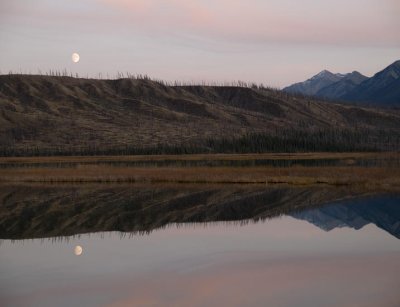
top-left (290, 196), bottom-right (400, 239)
top-left (0, 184), bottom-right (363, 240)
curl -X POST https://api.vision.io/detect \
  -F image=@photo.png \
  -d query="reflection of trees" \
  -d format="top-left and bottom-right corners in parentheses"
top-left (0, 184), bottom-right (367, 240)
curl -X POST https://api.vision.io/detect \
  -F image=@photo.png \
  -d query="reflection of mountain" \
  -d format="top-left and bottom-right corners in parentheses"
top-left (290, 196), bottom-right (400, 239)
top-left (0, 184), bottom-right (366, 240)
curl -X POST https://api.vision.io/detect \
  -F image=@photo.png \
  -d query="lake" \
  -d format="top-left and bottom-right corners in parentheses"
top-left (0, 184), bottom-right (399, 307)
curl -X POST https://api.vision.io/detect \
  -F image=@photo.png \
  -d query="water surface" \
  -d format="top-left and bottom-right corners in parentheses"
top-left (0, 185), bottom-right (399, 307)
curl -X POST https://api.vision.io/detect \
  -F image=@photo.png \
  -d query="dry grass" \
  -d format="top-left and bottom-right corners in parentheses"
top-left (1, 165), bottom-right (399, 189)
top-left (1, 153), bottom-right (399, 189)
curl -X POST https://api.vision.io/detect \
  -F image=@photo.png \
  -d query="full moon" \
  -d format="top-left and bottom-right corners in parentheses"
top-left (72, 52), bottom-right (80, 63)
top-left (74, 245), bottom-right (83, 256)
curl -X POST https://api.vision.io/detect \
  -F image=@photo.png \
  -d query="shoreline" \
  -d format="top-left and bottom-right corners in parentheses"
top-left (1, 167), bottom-right (399, 190)
top-left (1, 153), bottom-right (399, 189)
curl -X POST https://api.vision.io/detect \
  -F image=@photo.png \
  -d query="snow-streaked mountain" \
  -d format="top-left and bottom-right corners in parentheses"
top-left (316, 71), bottom-right (368, 99)
top-left (284, 60), bottom-right (400, 107)
top-left (283, 70), bottom-right (344, 96)
top-left (341, 60), bottom-right (400, 107)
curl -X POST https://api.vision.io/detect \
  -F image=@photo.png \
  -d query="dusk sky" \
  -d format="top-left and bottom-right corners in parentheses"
top-left (1, 0), bottom-right (399, 87)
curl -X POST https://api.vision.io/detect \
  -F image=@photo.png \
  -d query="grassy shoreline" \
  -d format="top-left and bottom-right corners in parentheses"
top-left (0, 152), bottom-right (399, 189)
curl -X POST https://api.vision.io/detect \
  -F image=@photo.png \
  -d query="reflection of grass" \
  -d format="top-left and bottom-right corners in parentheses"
top-left (1, 164), bottom-right (399, 189)
top-left (1, 152), bottom-right (398, 163)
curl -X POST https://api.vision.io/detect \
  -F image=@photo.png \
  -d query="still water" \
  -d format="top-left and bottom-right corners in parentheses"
top-left (0, 185), bottom-right (399, 307)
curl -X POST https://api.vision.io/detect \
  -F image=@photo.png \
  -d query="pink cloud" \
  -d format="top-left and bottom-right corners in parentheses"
top-left (3, 0), bottom-right (398, 47)
top-left (99, 0), bottom-right (400, 47)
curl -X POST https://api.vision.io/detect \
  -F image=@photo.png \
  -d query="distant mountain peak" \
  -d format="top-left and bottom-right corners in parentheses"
top-left (383, 61), bottom-right (400, 80)
top-left (391, 60), bottom-right (400, 67)
top-left (284, 60), bottom-right (400, 106)
top-left (283, 69), bottom-right (344, 96)
top-left (342, 71), bottom-right (367, 82)
top-left (316, 69), bottom-right (332, 76)
top-left (370, 60), bottom-right (400, 81)
top-left (314, 70), bottom-right (369, 100)
top-left (311, 70), bottom-right (336, 80)
top-left (339, 59), bottom-right (400, 105)
top-left (349, 71), bottom-right (362, 76)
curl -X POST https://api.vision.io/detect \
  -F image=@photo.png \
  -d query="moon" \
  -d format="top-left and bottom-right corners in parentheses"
top-left (74, 245), bottom-right (83, 256)
top-left (72, 52), bottom-right (80, 63)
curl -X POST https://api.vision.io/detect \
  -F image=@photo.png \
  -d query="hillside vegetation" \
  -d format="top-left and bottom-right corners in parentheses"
top-left (1, 75), bottom-right (400, 155)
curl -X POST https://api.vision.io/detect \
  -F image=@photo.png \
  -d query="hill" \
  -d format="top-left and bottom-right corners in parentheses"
top-left (1, 74), bottom-right (400, 155)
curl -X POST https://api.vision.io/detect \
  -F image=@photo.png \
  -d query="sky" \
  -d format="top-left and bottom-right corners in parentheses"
top-left (1, 0), bottom-right (399, 87)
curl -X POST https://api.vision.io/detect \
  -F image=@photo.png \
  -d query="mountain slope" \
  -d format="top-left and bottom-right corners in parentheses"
top-left (284, 60), bottom-right (400, 107)
top-left (283, 70), bottom-right (344, 96)
top-left (1, 74), bottom-right (400, 154)
top-left (341, 60), bottom-right (400, 106)
top-left (316, 71), bottom-right (368, 99)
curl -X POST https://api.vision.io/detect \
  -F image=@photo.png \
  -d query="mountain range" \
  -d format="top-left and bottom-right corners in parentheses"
top-left (284, 60), bottom-right (400, 107)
